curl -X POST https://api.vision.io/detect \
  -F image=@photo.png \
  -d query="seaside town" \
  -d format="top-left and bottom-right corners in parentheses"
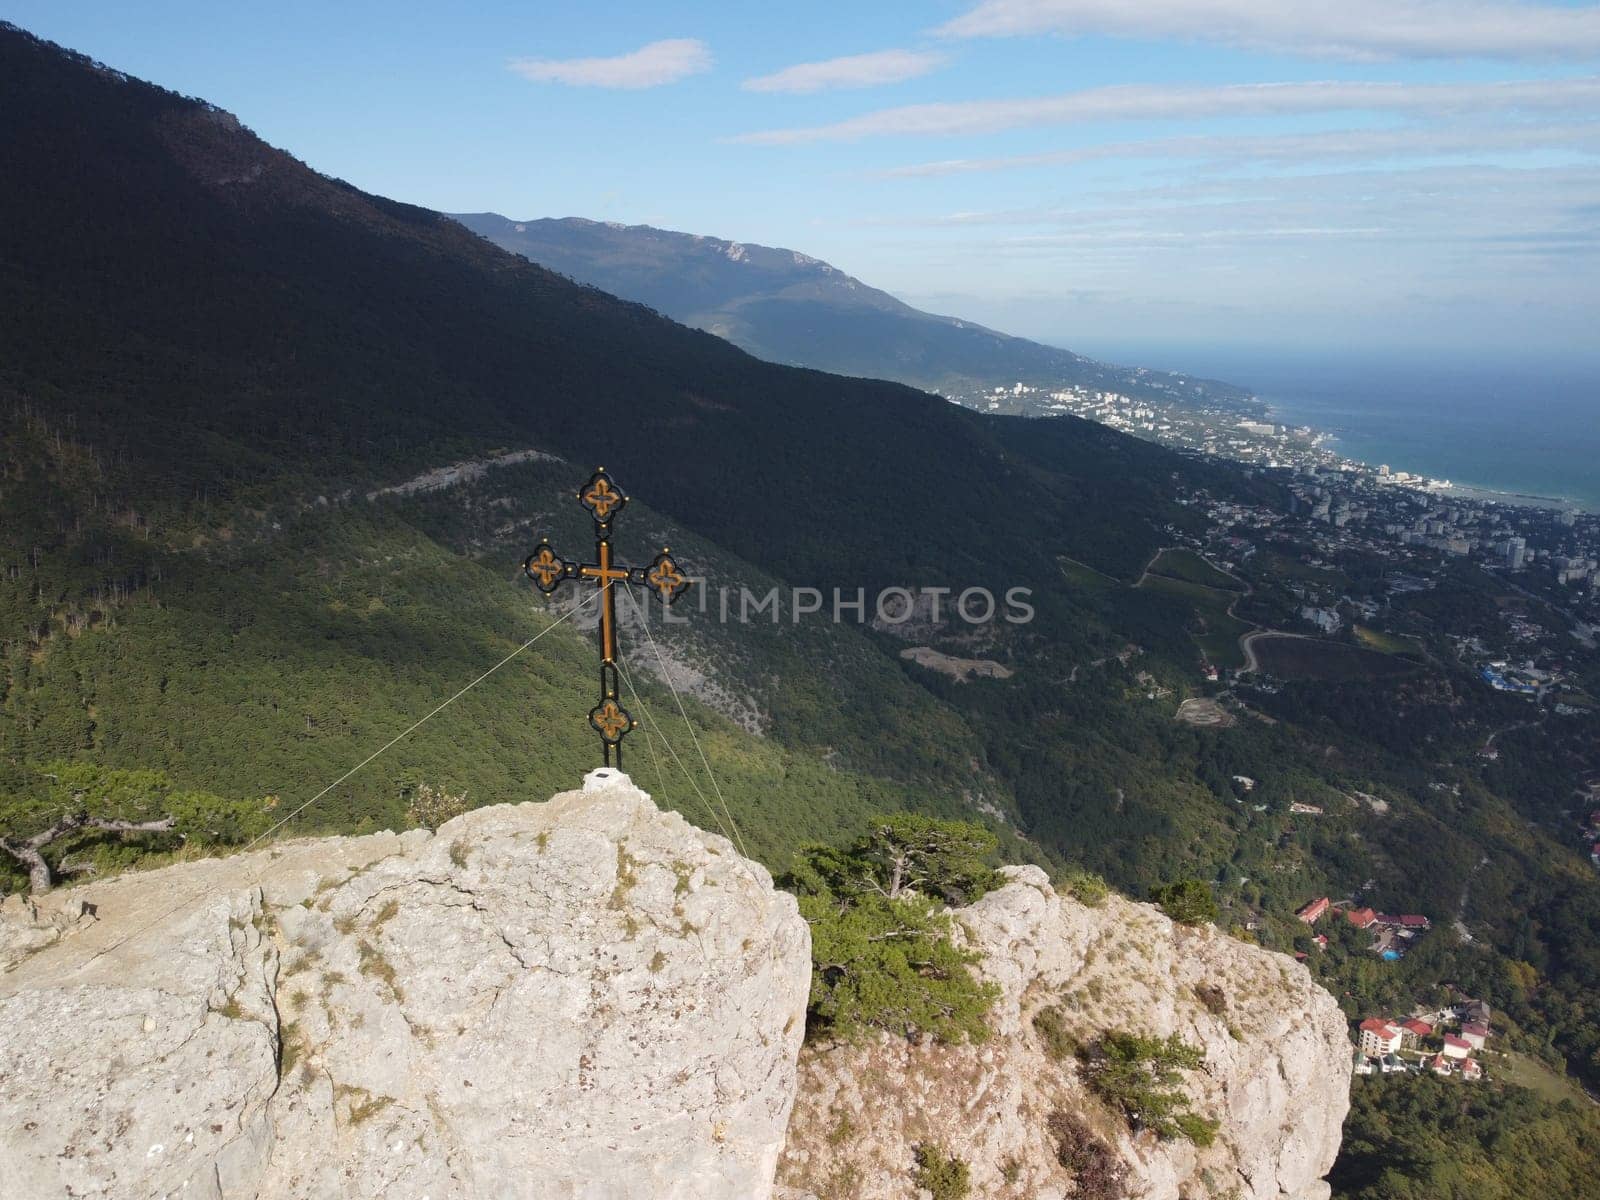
top-left (996, 375), bottom-right (1600, 695)
top-left (958, 377), bottom-right (1595, 586)
top-left (991, 369), bottom-right (1599, 722)
top-left (1179, 462), bottom-right (1599, 707)
top-left (1290, 897), bottom-right (1497, 1081)
top-left (1174, 462), bottom-right (1600, 869)
top-left (1008, 371), bottom-right (1600, 892)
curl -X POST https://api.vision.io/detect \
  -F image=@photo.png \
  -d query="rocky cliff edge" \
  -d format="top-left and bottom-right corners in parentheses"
top-left (0, 784), bottom-right (1347, 1200)
top-left (0, 769), bottom-right (811, 1200)
top-left (779, 866), bottom-right (1350, 1200)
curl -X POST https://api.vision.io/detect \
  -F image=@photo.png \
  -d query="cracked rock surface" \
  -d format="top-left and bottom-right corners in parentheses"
top-left (0, 769), bottom-right (810, 1200)
top-left (778, 867), bottom-right (1349, 1200)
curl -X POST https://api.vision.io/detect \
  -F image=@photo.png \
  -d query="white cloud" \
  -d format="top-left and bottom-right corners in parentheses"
top-left (730, 76), bottom-right (1600, 144)
top-left (937, 0), bottom-right (1600, 62)
top-left (508, 39), bottom-right (712, 89)
top-left (875, 121), bottom-right (1600, 177)
top-left (742, 49), bottom-right (947, 93)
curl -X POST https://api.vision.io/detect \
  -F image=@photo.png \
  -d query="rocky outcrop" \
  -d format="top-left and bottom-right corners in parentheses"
top-left (778, 867), bottom-right (1349, 1200)
top-left (0, 770), bottom-right (810, 1200)
top-left (0, 788), bottom-right (1346, 1200)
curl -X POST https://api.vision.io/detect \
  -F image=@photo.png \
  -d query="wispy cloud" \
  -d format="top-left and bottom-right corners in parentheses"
top-left (508, 39), bottom-right (712, 89)
top-left (869, 163), bottom-right (1600, 344)
top-left (858, 163), bottom-right (1600, 247)
top-left (937, 0), bottom-right (1600, 62)
top-left (875, 121), bottom-right (1600, 177)
top-left (730, 77), bottom-right (1600, 144)
top-left (743, 49), bottom-right (947, 93)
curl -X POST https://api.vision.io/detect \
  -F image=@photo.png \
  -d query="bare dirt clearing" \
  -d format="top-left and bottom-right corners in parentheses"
top-left (1175, 697), bottom-right (1235, 727)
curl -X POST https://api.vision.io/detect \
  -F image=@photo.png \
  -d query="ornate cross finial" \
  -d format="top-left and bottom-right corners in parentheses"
top-left (525, 468), bottom-right (692, 766)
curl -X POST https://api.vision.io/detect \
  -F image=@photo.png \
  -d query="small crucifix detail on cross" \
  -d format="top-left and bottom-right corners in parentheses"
top-left (525, 467), bottom-right (692, 767)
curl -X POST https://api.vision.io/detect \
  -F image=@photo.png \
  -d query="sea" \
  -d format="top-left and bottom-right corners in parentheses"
top-left (1082, 345), bottom-right (1600, 513)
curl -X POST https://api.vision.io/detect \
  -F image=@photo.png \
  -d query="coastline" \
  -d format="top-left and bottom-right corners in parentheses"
top-left (1086, 344), bottom-right (1600, 517)
top-left (1434, 481), bottom-right (1585, 512)
top-left (1258, 400), bottom-right (1593, 516)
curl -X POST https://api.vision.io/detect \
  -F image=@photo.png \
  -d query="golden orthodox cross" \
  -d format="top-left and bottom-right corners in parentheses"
top-left (525, 468), bottom-right (692, 766)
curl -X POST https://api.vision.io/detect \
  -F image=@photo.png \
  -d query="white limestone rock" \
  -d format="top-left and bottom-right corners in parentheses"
top-left (778, 866), bottom-right (1349, 1200)
top-left (0, 770), bottom-right (810, 1200)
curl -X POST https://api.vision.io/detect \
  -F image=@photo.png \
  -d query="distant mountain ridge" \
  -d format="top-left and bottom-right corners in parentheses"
top-left (453, 214), bottom-right (1252, 410)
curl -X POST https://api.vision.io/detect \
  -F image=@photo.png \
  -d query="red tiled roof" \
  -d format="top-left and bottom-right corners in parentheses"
top-left (1461, 1023), bottom-right (1490, 1038)
top-left (1297, 897), bottom-right (1331, 922)
top-left (1443, 1034), bottom-right (1471, 1050)
top-left (1401, 1019), bottom-right (1432, 1036)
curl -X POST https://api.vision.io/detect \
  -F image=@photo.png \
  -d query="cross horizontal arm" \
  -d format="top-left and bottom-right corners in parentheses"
top-left (525, 467), bottom-right (695, 767)
top-left (525, 542), bottom-right (692, 605)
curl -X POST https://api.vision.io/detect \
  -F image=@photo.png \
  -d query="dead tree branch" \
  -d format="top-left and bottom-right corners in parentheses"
top-left (0, 812), bottom-right (177, 894)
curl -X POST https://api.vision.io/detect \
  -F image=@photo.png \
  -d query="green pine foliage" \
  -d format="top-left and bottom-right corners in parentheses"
top-left (792, 813), bottom-right (1003, 907)
top-left (796, 890), bottom-right (996, 1045)
top-left (0, 761), bottom-right (268, 887)
top-left (1332, 1074), bottom-right (1600, 1200)
top-left (1080, 1031), bottom-right (1219, 1146)
top-left (783, 815), bottom-right (1002, 1044)
top-left (1149, 879), bottom-right (1220, 925)
top-left (1062, 868), bottom-right (1111, 907)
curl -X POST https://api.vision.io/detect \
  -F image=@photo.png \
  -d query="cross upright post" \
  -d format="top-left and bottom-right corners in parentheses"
top-left (524, 468), bottom-right (693, 767)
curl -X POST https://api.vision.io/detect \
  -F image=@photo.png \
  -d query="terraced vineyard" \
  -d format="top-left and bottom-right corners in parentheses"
top-left (1136, 549), bottom-right (1254, 668)
top-left (1145, 547), bottom-right (1246, 591)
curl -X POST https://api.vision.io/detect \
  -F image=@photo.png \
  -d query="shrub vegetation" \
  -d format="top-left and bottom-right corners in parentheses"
top-left (1080, 1031), bottom-right (1219, 1146)
top-left (1047, 1109), bottom-right (1127, 1200)
top-left (782, 814), bottom-right (1001, 1043)
top-left (912, 1143), bottom-right (971, 1200)
top-left (1149, 879), bottom-right (1219, 926)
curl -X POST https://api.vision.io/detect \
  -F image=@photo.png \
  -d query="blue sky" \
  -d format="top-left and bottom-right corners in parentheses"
top-left (11, 1), bottom-right (1600, 359)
